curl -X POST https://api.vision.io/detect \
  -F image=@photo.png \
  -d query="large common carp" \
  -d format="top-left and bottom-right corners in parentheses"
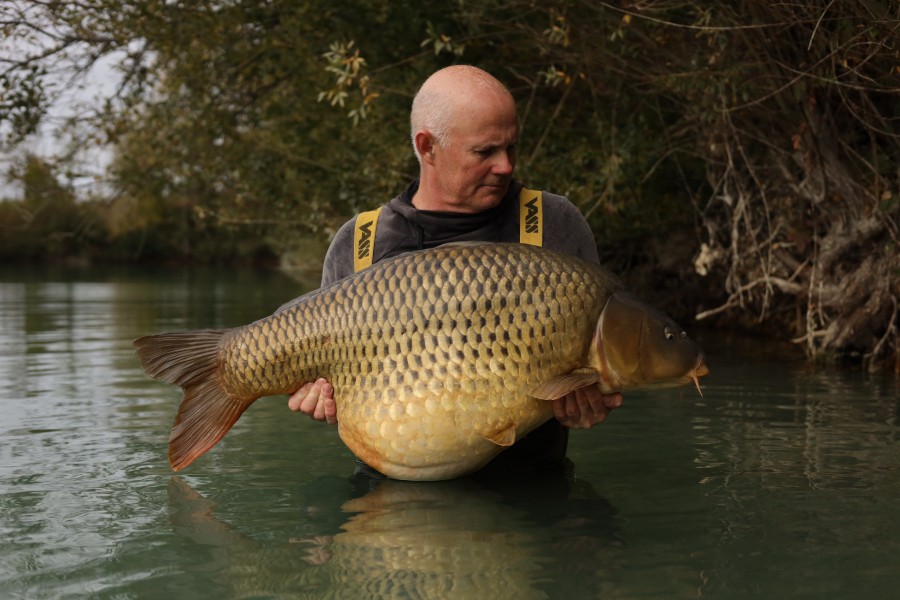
top-left (135, 243), bottom-right (707, 480)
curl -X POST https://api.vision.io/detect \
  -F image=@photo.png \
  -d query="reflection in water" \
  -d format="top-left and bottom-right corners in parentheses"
top-left (2, 267), bottom-right (900, 598)
top-left (0, 265), bottom-right (307, 598)
top-left (692, 356), bottom-right (898, 493)
top-left (168, 470), bottom-right (621, 599)
top-left (682, 343), bottom-right (900, 597)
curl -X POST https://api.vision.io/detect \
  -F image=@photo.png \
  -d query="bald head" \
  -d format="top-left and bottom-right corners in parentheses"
top-left (410, 66), bottom-right (517, 163)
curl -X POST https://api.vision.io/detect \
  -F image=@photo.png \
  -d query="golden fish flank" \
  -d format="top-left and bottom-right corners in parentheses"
top-left (134, 242), bottom-right (708, 481)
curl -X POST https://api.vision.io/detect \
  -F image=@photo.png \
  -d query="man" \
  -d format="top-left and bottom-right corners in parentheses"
top-left (287, 65), bottom-right (623, 475)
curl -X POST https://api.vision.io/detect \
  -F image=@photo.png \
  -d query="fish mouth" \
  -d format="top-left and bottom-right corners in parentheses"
top-left (688, 358), bottom-right (709, 398)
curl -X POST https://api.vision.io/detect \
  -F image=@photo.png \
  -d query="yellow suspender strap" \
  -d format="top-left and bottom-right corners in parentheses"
top-left (518, 188), bottom-right (543, 247)
top-left (353, 206), bottom-right (382, 272)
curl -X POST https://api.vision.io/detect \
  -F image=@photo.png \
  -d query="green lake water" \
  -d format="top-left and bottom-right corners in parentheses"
top-left (1, 264), bottom-right (898, 599)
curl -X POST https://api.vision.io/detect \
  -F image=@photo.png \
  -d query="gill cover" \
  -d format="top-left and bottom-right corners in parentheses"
top-left (597, 292), bottom-right (703, 388)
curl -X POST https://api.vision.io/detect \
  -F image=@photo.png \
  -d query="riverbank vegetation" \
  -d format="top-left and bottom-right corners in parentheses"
top-left (2, 1), bottom-right (897, 370)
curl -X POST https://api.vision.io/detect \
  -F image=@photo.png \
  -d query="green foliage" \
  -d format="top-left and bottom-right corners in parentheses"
top-left (0, 156), bottom-right (86, 259)
top-left (94, 1), bottom-right (443, 260)
top-left (1, 0), bottom-right (897, 365)
top-left (0, 66), bottom-right (48, 144)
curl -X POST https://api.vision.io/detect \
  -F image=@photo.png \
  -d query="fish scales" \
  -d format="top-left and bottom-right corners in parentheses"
top-left (135, 242), bottom-right (708, 480)
top-left (217, 244), bottom-right (607, 478)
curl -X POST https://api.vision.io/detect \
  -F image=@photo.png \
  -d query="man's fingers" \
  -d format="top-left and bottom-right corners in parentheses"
top-left (552, 388), bottom-right (624, 429)
top-left (552, 397), bottom-right (567, 422)
top-left (567, 392), bottom-right (585, 417)
top-left (603, 393), bottom-right (623, 410)
top-left (291, 379), bottom-right (324, 416)
top-left (288, 381), bottom-right (315, 412)
top-left (311, 380), bottom-right (329, 420)
top-left (318, 382), bottom-right (336, 423)
top-left (323, 397), bottom-right (338, 425)
top-left (553, 393), bottom-right (587, 429)
top-left (288, 379), bottom-right (339, 424)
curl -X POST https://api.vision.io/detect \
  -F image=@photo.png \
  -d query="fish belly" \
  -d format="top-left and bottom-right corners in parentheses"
top-left (337, 384), bottom-right (557, 480)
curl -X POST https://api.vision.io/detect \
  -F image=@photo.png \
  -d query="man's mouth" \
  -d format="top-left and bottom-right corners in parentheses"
top-left (482, 181), bottom-right (509, 189)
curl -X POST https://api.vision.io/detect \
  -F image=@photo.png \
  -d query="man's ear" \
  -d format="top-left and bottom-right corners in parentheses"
top-left (414, 131), bottom-right (437, 165)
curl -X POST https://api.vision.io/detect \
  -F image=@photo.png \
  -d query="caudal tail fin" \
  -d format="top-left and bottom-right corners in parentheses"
top-left (134, 330), bottom-right (254, 471)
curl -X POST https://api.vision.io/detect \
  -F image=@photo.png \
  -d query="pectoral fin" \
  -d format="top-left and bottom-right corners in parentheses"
top-left (479, 423), bottom-right (517, 447)
top-left (530, 368), bottom-right (599, 400)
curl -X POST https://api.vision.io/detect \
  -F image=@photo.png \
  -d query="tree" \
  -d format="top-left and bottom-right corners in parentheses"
top-left (0, 154), bottom-right (87, 258)
top-left (1, 1), bottom-right (897, 369)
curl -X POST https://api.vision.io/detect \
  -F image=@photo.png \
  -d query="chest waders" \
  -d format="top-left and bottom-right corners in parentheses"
top-left (352, 189), bottom-right (544, 273)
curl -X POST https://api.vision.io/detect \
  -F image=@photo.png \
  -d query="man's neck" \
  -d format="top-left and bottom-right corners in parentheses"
top-left (410, 177), bottom-right (446, 212)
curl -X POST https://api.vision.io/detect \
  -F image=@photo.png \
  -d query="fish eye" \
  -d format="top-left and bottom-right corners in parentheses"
top-left (664, 327), bottom-right (676, 341)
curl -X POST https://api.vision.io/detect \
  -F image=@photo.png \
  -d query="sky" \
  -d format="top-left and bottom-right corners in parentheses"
top-left (1, 41), bottom-right (122, 200)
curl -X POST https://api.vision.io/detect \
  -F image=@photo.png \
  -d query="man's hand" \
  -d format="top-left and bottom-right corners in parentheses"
top-left (288, 378), bottom-right (337, 424)
top-left (289, 379), bottom-right (621, 429)
top-left (552, 385), bottom-right (623, 429)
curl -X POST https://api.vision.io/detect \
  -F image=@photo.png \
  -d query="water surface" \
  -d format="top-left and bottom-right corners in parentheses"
top-left (1, 265), bottom-right (897, 598)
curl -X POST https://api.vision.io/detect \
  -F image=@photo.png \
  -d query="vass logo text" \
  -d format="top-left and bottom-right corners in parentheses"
top-left (357, 219), bottom-right (375, 259)
top-left (524, 198), bottom-right (540, 234)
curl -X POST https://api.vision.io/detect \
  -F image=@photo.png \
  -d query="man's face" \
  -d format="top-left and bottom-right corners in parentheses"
top-left (431, 94), bottom-right (519, 213)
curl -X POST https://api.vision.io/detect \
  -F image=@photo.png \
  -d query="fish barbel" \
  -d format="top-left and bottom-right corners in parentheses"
top-left (135, 243), bottom-right (708, 480)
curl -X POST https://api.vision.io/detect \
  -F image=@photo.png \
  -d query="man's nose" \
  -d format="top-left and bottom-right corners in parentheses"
top-left (492, 150), bottom-right (514, 175)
